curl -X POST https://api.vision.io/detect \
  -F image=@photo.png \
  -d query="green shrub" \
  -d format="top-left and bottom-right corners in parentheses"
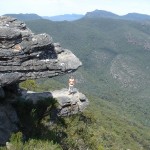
top-left (24, 139), bottom-right (62, 150)
top-left (7, 132), bottom-right (62, 150)
top-left (20, 79), bottom-right (38, 91)
top-left (9, 132), bottom-right (23, 149)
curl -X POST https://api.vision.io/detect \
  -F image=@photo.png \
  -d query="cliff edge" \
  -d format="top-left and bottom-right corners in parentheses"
top-left (0, 16), bottom-right (88, 145)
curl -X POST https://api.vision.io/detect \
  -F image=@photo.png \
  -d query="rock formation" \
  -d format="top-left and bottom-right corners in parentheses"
top-left (0, 16), bottom-right (82, 87)
top-left (21, 88), bottom-right (89, 116)
top-left (0, 16), bottom-right (88, 145)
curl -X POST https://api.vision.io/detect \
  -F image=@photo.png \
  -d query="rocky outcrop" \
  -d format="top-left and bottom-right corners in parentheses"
top-left (0, 16), bottom-right (82, 87)
top-left (21, 88), bottom-right (89, 116)
top-left (52, 88), bottom-right (89, 116)
top-left (0, 16), bottom-right (88, 145)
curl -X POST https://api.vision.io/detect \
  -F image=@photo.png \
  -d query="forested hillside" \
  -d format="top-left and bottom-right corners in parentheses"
top-left (25, 17), bottom-right (150, 149)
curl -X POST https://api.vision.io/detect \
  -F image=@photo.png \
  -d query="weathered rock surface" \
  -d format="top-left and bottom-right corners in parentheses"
top-left (0, 16), bottom-right (82, 87)
top-left (21, 88), bottom-right (89, 116)
top-left (0, 16), bottom-right (88, 145)
top-left (52, 89), bottom-right (89, 116)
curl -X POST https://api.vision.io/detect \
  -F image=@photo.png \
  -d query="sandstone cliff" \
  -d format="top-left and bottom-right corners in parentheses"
top-left (0, 16), bottom-right (81, 87)
top-left (0, 16), bottom-right (88, 145)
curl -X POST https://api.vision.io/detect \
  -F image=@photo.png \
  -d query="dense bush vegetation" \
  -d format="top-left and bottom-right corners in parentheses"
top-left (1, 94), bottom-right (150, 149)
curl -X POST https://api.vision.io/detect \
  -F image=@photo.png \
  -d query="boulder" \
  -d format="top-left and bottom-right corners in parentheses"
top-left (0, 16), bottom-right (82, 87)
top-left (52, 89), bottom-right (89, 116)
top-left (21, 88), bottom-right (89, 116)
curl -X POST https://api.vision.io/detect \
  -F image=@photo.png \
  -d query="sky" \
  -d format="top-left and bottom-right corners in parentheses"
top-left (1, 0), bottom-right (150, 16)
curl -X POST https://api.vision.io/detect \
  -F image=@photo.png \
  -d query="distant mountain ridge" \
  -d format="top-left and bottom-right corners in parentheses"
top-left (4, 13), bottom-right (42, 21)
top-left (85, 9), bottom-right (119, 19)
top-left (122, 13), bottom-right (150, 21)
top-left (85, 10), bottom-right (150, 21)
top-left (4, 10), bottom-right (150, 22)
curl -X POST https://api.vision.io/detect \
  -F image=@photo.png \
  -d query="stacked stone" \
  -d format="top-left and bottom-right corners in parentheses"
top-left (0, 16), bottom-right (82, 87)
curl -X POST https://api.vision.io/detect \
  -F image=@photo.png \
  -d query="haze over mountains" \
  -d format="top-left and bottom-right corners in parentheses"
top-left (43, 14), bottom-right (84, 21)
top-left (4, 9), bottom-right (150, 21)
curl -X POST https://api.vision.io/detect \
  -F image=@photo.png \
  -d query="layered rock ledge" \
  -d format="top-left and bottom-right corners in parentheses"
top-left (0, 16), bottom-right (88, 145)
top-left (0, 16), bottom-right (82, 87)
top-left (21, 88), bottom-right (89, 116)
